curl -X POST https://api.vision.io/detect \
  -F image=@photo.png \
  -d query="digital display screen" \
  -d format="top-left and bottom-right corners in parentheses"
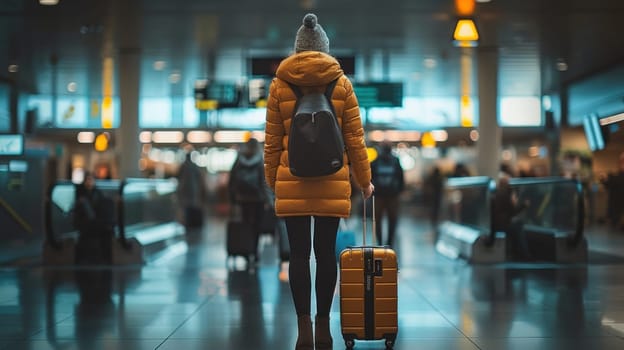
top-left (248, 78), bottom-right (268, 105)
top-left (207, 83), bottom-right (241, 105)
top-left (251, 56), bottom-right (355, 76)
top-left (0, 134), bottom-right (24, 156)
top-left (194, 81), bottom-right (242, 108)
top-left (251, 57), bottom-right (282, 77)
top-left (353, 82), bottom-right (403, 108)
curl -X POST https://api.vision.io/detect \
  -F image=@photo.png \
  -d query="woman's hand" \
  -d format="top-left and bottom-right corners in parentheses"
top-left (362, 183), bottom-right (375, 199)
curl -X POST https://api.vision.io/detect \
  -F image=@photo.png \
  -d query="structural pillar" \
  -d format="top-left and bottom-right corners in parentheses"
top-left (476, 47), bottom-right (501, 178)
top-left (117, 50), bottom-right (142, 178)
top-left (114, 0), bottom-right (142, 178)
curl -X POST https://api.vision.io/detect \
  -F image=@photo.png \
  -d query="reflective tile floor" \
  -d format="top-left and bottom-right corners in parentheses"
top-left (2, 214), bottom-right (624, 350)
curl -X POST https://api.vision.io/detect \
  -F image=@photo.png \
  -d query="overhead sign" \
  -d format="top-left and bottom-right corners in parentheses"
top-left (0, 134), bottom-right (24, 156)
top-left (194, 80), bottom-right (242, 109)
top-left (353, 82), bottom-right (403, 108)
top-left (250, 56), bottom-right (355, 76)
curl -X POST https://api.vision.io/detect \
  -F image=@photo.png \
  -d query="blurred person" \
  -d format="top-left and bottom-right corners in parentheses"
top-left (176, 151), bottom-right (208, 231)
top-left (517, 166), bottom-right (552, 225)
top-left (493, 174), bottom-right (530, 260)
top-left (228, 137), bottom-right (269, 263)
top-left (263, 13), bottom-right (374, 350)
top-left (94, 163), bottom-right (113, 180)
top-left (424, 166), bottom-right (444, 228)
top-left (451, 162), bottom-right (476, 225)
top-left (74, 171), bottom-right (105, 232)
top-left (500, 163), bottom-right (515, 178)
top-left (452, 162), bottom-right (471, 177)
top-left (600, 152), bottom-right (624, 230)
top-left (74, 171), bottom-right (114, 264)
top-left (370, 142), bottom-right (404, 246)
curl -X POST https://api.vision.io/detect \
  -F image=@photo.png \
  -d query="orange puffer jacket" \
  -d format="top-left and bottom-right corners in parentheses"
top-left (264, 51), bottom-right (371, 218)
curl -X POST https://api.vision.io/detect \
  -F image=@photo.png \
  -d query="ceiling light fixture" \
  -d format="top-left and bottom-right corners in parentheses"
top-left (556, 58), bottom-right (568, 72)
top-left (455, 0), bottom-right (475, 16)
top-left (77, 132), bottom-right (95, 143)
top-left (453, 18), bottom-right (479, 47)
top-left (39, 0), bottom-right (59, 5)
top-left (67, 82), bottom-right (77, 92)
top-left (153, 60), bottom-right (166, 71)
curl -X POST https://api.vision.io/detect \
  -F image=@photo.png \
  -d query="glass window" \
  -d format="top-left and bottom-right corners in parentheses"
top-left (367, 96), bottom-right (463, 129)
top-left (56, 98), bottom-right (88, 127)
top-left (499, 96), bottom-right (541, 126)
top-left (217, 108), bottom-right (266, 129)
top-left (140, 97), bottom-right (172, 127)
top-left (183, 97), bottom-right (199, 127)
top-left (26, 95), bottom-right (120, 129)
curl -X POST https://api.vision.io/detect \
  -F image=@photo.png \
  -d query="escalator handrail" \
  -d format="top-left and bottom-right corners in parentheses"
top-left (508, 176), bottom-right (585, 247)
top-left (445, 175), bottom-right (492, 189)
top-left (45, 177), bottom-right (178, 252)
top-left (508, 176), bottom-right (577, 186)
top-left (45, 180), bottom-right (121, 250)
top-left (44, 182), bottom-right (61, 250)
top-left (444, 176), bottom-right (585, 248)
top-left (116, 177), bottom-right (178, 250)
top-left (444, 176), bottom-right (496, 246)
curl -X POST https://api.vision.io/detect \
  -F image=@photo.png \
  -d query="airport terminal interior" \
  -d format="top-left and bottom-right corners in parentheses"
top-left (2, 0), bottom-right (624, 349)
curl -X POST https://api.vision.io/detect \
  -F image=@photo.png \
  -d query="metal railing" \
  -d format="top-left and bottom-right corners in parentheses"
top-left (506, 176), bottom-right (584, 247)
top-left (44, 178), bottom-right (179, 252)
top-left (440, 176), bottom-right (585, 249)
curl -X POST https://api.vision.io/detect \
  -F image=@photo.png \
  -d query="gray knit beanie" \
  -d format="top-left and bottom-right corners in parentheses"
top-left (294, 13), bottom-right (329, 53)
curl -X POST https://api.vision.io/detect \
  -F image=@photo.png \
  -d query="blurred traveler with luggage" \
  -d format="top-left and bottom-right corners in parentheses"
top-left (228, 137), bottom-right (269, 264)
top-left (263, 13), bottom-right (374, 350)
top-left (370, 142), bottom-right (404, 246)
top-left (600, 152), bottom-right (624, 231)
top-left (176, 151), bottom-right (208, 232)
top-left (424, 165), bottom-right (444, 229)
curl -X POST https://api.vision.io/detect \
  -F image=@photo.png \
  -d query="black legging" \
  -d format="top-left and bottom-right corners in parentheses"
top-left (284, 216), bottom-right (339, 317)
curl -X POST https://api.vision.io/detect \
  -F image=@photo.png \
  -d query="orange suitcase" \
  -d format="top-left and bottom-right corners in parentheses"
top-left (339, 196), bottom-right (398, 349)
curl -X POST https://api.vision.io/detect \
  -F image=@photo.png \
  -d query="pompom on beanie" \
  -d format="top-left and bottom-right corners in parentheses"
top-left (294, 13), bottom-right (329, 53)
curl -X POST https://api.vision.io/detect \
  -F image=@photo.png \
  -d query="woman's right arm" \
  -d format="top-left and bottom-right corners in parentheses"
top-left (264, 79), bottom-right (284, 190)
top-left (340, 77), bottom-right (372, 193)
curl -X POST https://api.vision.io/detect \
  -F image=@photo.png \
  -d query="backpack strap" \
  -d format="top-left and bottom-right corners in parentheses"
top-left (324, 78), bottom-right (339, 100)
top-left (287, 82), bottom-right (303, 99)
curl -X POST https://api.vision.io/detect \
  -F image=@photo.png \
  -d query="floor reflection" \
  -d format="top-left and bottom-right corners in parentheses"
top-left (2, 214), bottom-right (624, 349)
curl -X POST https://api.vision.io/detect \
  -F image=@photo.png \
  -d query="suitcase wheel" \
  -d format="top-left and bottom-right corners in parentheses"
top-left (385, 338), bottom-right (394, 349)
top-left (345, 339), bottom-right (355, 349)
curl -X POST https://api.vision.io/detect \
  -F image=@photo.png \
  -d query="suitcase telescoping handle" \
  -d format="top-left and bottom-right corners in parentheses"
top-left (362, 193), bottom-right (376, 246)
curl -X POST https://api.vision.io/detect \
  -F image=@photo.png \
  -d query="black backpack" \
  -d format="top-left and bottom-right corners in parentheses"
top-left (373, 156), bottom-right (402, 195)
top-left (287, 78), bottom-right (344, 177)
top-left (233, 161), bottom-right (263, 196)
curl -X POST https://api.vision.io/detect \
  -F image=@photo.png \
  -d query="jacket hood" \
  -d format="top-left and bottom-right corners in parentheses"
top-left (275, 51), bottom-right (343, 86)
